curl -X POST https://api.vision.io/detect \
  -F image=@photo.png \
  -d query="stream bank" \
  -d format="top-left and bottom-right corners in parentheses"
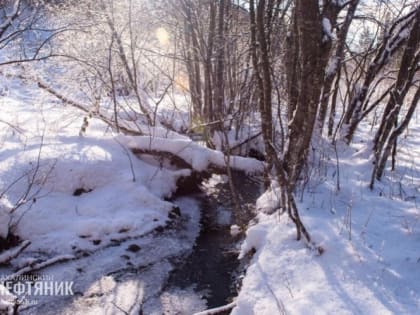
top-left (11, 172), bottom-right (261, 315)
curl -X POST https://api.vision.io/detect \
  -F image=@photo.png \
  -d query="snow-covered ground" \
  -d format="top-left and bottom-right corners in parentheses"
top-left (0, 74), bottom-right (208, 314)
top-left (0, 77), bottom-right (190, 256)
top-left (233, 120), bottom-right (420, 314)
top-left (1, 69), bottom-right (420, 315)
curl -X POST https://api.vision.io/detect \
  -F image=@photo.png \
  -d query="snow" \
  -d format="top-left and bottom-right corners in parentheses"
top-left (255, 183), bottom-right (282, 214)
top-left (65, 275), bottom-right (146, 315)
top-left (2, 15), bottom-right (420, 314)
top-left (230, 225), bottom-right (241, 237)
top-left (0, 75), bottom-right (194, 261)
top-left (0, 71), bottom-right (211, 314)
top-left (238, 221), bottom-right (269, 260)
top-left (0, 0), bottom-right (20, 30)
top-left (233, 119), bottom-right (420, 314)
top-left (334, 0), bottom-right (344, 5)
top-left (322, 18), bottom-right (335, 42)
top-left (9, 254), bottom-right (76, 279)
top-left (156, 94), bottom-right (191, 133)
top-left (160, 287), bottom-right (208, 314)
top-left (2, 71), bottom-right (420, 314)
top-left (0, 131), bottom-right (184, 256)
top-left (326, 56), bottom-right (338, 77)
top-left (0, 284), bottom-right (15, 315)
top-left (397, 27), bottom-right (410, 40)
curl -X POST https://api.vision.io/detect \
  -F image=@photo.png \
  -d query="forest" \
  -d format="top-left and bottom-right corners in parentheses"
top-left (0, 0), bottom-right (419, 314)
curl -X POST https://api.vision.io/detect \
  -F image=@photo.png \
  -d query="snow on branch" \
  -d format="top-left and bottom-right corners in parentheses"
top-left (193, 301), bottom-right (237, 315)
top-left (0, 0), bottom-right (21, 37)
top-left (374, 7), bottom-right (418, 66)
top-left (0, 240), bottom-right (31, 265)
top-left (117, 135), bottom-right (265, 174)
top-left (35, 79), bottom-right (143, 135)
top-left (6, 255), bottom-right (75, 280)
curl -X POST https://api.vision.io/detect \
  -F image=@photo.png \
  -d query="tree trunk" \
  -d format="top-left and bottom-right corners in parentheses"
top-left (214, 0), bottom-right (226, 129)
top-left (284, 0), bottom-right (337, 187)
top-left (318, 0), bottom-right (359, 135)
top-left (343, 7), bottom-right (418, 143)
top-left (372, 86), bottom-right (420, 186)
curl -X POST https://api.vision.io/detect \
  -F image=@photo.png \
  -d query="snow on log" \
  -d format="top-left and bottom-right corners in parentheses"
top-left (116, 135), bottom-right (265, 174)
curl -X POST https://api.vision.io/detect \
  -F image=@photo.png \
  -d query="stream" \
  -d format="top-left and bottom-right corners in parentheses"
top-left (14, 172), bottom-right (261, 315)
top-left (165, 172), bottom-right (262, 311)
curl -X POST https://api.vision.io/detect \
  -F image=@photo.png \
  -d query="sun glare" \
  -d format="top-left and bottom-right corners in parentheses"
top-left (156, 27), bottom-right (169, 46)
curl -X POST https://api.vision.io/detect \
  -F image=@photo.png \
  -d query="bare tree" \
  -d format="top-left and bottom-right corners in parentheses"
top-left (284, 0), bottom-right (342, 186)
top-left (341, 6), bottom-right (419, 143)
top-left (319, 0), bottom-right (360, 137)
top-left (370, 7), bottom-right (420, 187)
top-left (249, 0), bottom-right (325, 249)
top-left (0, 0), bottom-right (66, 66)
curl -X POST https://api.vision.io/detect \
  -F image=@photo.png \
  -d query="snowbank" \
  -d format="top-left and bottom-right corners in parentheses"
top-left (0, 78), bottom-right (194, 260)
top-left (233, 124), bottom-right (420, 314)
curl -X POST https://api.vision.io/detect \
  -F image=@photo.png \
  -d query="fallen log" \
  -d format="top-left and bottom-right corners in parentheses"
top-left (123, 135), bottom-right (265, 195)
top-left (119, 135), bottom-right (265, 175)
top-left (36, 80), bottom-right (142, 136)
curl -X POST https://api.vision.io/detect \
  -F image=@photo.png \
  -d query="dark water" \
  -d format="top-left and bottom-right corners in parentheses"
top-left (167, 172), bottom-right (262, 310)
